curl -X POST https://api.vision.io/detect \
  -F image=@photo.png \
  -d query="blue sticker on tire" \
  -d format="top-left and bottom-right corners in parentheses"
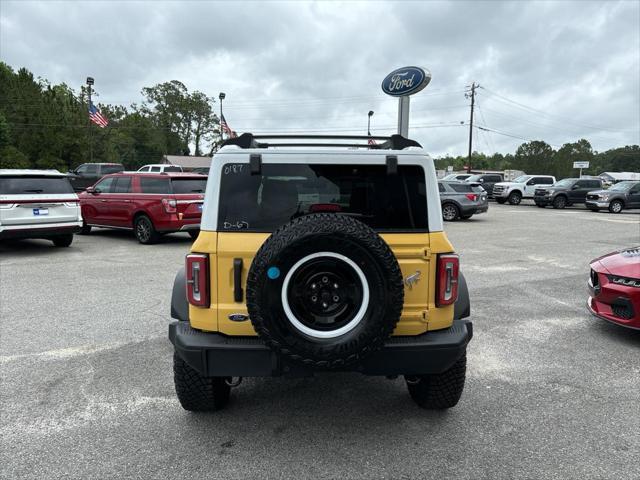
top-left (267, 266), bottom-right (281, 280)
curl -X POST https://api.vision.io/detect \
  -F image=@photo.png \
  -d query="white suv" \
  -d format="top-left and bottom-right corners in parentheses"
top-left (493, 175), bottom-right (556, 205)
top-left (0, 169), bottom-right (82, 247)
top-left (137, 164), bottom-right (183, 173)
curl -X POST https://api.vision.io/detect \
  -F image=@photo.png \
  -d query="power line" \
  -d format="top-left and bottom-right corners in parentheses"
top-left (479, 86), bottom-right (638, 134)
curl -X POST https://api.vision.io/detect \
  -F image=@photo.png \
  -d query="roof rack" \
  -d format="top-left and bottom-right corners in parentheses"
top-left (220, 133), bottom-right (422, 150)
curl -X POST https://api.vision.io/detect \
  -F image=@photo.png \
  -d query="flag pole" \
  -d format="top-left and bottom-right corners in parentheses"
top-left (86, 77), bottom-right (94, 162)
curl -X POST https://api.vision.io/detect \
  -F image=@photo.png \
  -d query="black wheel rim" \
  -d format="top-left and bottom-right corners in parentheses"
top-left (611, 202), bottom-right (622, 212)
top-left (137, 218), bottom-right (150, 241)
top-left (287, 257), bottom-right (364, 333)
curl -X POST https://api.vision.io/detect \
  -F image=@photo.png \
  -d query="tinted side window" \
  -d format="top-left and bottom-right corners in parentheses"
top-left (538, 177), bottom-right (554, 185)
top-left (0, 176), bottom-right (75, 194)
top-left (588, 180), bottom-right (601, 188)
top-left (95, 177), bottom-right (115, 193)
top-left (140, 177), bottom-right (170, 194)
top-left (102, 165), bottom-right (124, 174)
top-left (164, 166), bottom-right (182, 172)
top-left (113, 176), bottom-right (132, 193)
top-left (438, 183), bottom-right (446, 193)
top-left (218, 164), bottom-right (427, 232)
top-left (150, 166), bottom-right (161, 172)
top-left (450, 183), bottom-right (473, 193)
top-left (486, 175), bottom-right (502, 182)
top-left (85, 164), bottom-right (98, 175)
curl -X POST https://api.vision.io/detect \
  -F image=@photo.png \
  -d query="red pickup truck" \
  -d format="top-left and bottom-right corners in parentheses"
top-left (78, 172), bottom-right (206, 244)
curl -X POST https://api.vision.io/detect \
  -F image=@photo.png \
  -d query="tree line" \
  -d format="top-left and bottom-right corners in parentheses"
top-left (0, 62), bottom-right (638, 177)
top-left (0, 63), bottom-right (220, 171)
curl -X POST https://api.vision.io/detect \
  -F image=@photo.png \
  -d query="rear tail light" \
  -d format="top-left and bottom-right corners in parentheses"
top-left (465, 193), bottom-right (478, 201)
top-left (436, 254), bottom-right (459, 307)
top-left (162, 198), bottom-right (177, 214)
top-left (186, 253), bottom-right (209, 307)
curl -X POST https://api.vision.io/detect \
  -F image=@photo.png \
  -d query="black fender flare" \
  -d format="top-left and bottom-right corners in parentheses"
top-left (454, 270), bottom-right (470, 320)
top-left (171, 267), bottom-right (189, 321)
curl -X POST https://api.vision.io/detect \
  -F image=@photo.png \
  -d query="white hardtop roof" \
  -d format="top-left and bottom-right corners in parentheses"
top-left (215, 145), bottom-right (429, 161)
top-left (0, 169), bottom-right (65, 176)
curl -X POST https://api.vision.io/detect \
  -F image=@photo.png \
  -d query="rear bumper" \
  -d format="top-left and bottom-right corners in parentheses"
top-left (465, 203), bottom-right (488, 215)
top-left (0, 222), bottom-right (81, 240)
top-left (155, 218), bottom-right (200, 232)
top-left (169, 319), bottom-right (473, 377)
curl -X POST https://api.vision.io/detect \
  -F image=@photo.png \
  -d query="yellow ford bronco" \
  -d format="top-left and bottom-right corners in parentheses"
top-left (169, 134), bottom-right (472, 411)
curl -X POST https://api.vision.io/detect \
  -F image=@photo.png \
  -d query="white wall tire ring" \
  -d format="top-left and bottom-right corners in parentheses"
top-left (280, 252), bottom-right (370, 339)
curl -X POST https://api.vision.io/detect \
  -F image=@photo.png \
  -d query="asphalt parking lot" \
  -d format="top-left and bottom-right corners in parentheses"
top-left (1, 202), bottom-right (639, 479)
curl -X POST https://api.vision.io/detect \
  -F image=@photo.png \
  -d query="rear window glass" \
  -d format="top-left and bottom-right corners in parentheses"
top-left (0, 176), bottom-right (74, 194)
top-left (218, 164), bottom-right (427, 232)
top-left (140, 177), bottom-right (170, 194)
top-left (171, 178), bottom-right (207, 194)
top-left (449, 183), bottom-right (473, 193)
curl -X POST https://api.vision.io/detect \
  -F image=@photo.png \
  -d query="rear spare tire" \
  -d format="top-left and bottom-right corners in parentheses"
top-left (246, 213), bottom-right (404, 370)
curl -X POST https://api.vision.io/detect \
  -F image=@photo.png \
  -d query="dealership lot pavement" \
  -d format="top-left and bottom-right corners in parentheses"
top-left (1, 203), bottom-right (639, 480)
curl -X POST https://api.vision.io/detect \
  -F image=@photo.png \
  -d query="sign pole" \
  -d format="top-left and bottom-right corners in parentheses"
top-left (397, 96), bottom-right (410, 136)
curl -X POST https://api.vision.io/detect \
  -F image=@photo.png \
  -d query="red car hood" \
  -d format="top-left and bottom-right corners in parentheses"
top-left (592, 247), bottom-right (640, 278)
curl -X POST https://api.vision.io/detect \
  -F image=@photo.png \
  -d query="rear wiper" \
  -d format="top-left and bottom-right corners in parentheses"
top-left (23, 189), bottom-right (44, 193)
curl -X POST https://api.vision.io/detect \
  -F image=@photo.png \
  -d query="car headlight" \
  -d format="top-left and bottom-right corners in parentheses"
top-left (600, 194), bottom-right (609, 201)
top-left (546, 190), bottom-right (554, 195)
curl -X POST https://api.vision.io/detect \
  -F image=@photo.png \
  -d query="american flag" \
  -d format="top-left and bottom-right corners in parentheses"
top-left (89, 103), bottom-right (109, 128)
top-left (220, 114), bottom-right (237, 138)
top-left (367, 129), bottom-right (377, 146)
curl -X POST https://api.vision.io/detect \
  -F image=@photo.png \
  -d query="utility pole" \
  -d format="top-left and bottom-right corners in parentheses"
top-left (86, 77), bottom-right (94, 162)
top-left (219, 92), bottom-right (226, 147)
top-left (465, 82), bottom-right (478, 173)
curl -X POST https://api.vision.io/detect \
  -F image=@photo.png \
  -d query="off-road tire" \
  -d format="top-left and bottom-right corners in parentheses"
top-left (52, 234), bottom-right (73, 247)
top-left (173, 352), bottom-right (230, 412)
top-left (608, 200), bottom-right (623, 214)
top-left (552, 195), bottom-right (567, 209)
top-left (79, 221), bottom-right (92, 235)
top-left (406, 353), bottom-right (467, 409)
top-left (508, 191), bottom-right (522, 205)
top-left (134, 214), bottom-right (159, 244)
top-left (442, 203), bottom-right (459, 221)
top-left (495, 198), bottom-right (506, 204)
top-left (246, 213), bottom-right (404, 370)
top-left (188, 230), bottom-right (199, 240)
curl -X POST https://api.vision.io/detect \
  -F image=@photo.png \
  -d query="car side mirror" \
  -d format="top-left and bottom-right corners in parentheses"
top-left (572, 185), bottom-right (580, 190)
top-left (86, 187), bottom-right (98, 195)
top-left (478, 178), bottom-right (484, 183)
top-left (526, 180), bottom-right (535, 186)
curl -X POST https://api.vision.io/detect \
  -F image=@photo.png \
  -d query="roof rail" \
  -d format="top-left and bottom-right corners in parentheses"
top-left (220, 133), bottom-right (422, 150)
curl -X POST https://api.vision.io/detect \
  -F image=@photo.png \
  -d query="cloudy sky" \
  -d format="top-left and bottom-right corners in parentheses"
top-left (1, 0), bottom-right (639, 157)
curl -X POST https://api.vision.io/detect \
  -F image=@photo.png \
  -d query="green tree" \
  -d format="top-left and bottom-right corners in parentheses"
top-left (552, 139), bottom-right (594, 179)
top-left (0, 145), bottom-right (30, 168)
top-left (514, 140), bottom-right (555, 174)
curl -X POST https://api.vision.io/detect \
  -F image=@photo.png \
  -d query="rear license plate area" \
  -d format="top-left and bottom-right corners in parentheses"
top-left (33, 208), bottom-right (49, 216)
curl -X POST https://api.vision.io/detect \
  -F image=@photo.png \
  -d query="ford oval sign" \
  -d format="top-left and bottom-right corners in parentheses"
top-left (381, 66), bottom-right (431, 97)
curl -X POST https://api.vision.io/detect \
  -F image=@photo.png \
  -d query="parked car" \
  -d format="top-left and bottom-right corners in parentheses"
top-left (78, 172), bottom-right (205, 244)
top-left (585, 181), bottom-right (640, 213)
top-left (588, 247), bottom-right (640, 329)
top-left (0, 169), bottom-right (81, 246)
top-left (464, 173), bottom-right (503, 197)
top-left (190, 167), bottom-right (210, 175)
top-left (438, 181), bottom-right (488, 221)
top-left (68, 163), bottom-right (124, 192)
top-left (533, 178), bottom-right (603, 209)
top-left (169, 133), bottom-right (472, 412)
top-left (442, 173), bottom-right (472, 181)
top-left (493, 175), bottom-right (556, 205)
top-left (137, 164), bottom-right (183, 173)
